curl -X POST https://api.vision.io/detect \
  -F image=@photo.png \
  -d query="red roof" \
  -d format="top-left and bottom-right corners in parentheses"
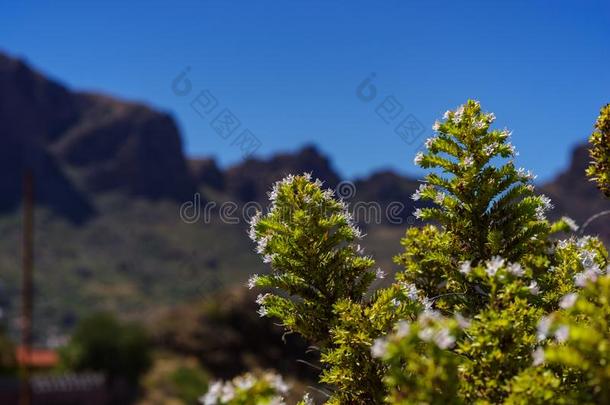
top-left (16, 346), bottom-right (59, 368)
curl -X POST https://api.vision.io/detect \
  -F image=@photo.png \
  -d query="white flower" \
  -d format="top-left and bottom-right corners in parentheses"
top-left (414, 152), bottom-right (425, 166)
top-left (517, 168), bottom-right (536, 181)
top-left (554, 325), bottom-right (570, 343)
top-left (443, 110), bottom-right (451, 120)
top-left (432, 121), bottom-right (441, 131)
top-left (221, 382), bottom-right (236, 402)
top-left (256, 236), bottom-right (270, 254)
top-left (473, 120), bottom-right (485, 129)
top-left (248, 211), bottom-right (262, 241)
top-left (579, 249), bottom-right (597, 269)
top-left (532, 347), bottom-right (545, 366)
top-left (537, 316), bottom-right (551, 341)
top-left (574, 268), bottom-right (599, 287)
top-left (400, 282), bottom-right (419, 301)
top-left (351, 224), bottom-right (363, 239)
top-left (507, 263), bottom-right (524, 277)
top-left (483, 143), bottom-right (496, 156)
top-left (301, 393), bottom-right (314, 405)
top-left (540, 195), bottom-right (553, 211)
top-left (376, 268), bottom-right (386, 279)
top-left (268, 397), bottom-right (286, 405)
top-left (234, 374), bottom-right (256, 391)
top-left (413, 208), bottom-right (424, 219)
top-left (577, 236), bottom-right (592, 249)
top-left (528, 280), bottom-right (540, 295)
top-left (395, 321), bottom-right (411, 338)
top-left (559, 293), bottom-right (577, 309)
top-left (256, 293), bottom-right (270, 305)
top-left (454, 105), bottom-right (465, 123)
top-left (247, 274), bottom-right (259, 289)
top-left (201, 381), bottom-right (223, 405)
top-left (463, 156), bottom-right (474, 166)
top-left (487, 112), bottom-right (496, 123)
top-left (434, 192), bottom-right (446, 205)
top-left (421, 298), bottom-right (434, 312)
top-left (267, 373), bottom-right (290, 394)
top-left (418, 327), bottom-right (434, 342)
top-left (459, 261), bottom-right (472, 275)
top-left (262, 254), bottom-right (275, 263)
top-left (433, 327), bottom-right (455, 349)
top-left (500, 128), bottom-right (512, 139)
top-left (486, 256), bottom-right (505, 277)
top-left (562, 216), bottom-right (578, 232)
top-left (411, 184), bottom-right (429, 201)
top-left (257, 306), bottom-right (268, 317)
top-left (455, 313), bottom-right (471, 329)
top-left (371, 338), bottom-right (388, 358)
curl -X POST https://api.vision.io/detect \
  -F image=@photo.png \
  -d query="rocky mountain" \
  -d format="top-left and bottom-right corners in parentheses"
top-left (542, 144), bottom-right (610, 241)
top-left (0, 52), bottom-right (196, 222)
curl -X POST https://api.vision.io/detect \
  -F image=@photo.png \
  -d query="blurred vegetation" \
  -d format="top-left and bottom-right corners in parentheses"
top-left (60, 312), bottom-right (152, 384)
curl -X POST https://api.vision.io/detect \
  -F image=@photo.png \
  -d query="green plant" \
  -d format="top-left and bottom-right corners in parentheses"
top-left (203, 100), bottom-right (610, 404)
top-left (586, 104), bottom-right (610, 197)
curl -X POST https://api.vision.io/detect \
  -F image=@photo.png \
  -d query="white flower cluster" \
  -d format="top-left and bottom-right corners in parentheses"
top-left (485, 256), bottom-right (505, 277)
top-left (516, 168), bottom-right (537, 181)
top-left (256, 293), bottom-right (271, 317)
top-left (399, 281), bottom-right (420, 301)
top-left (200, 371), bottom-right (289, 405)
top-left (532, 347), bottom-right (545, 366)
top-left (371, 309), bottom-right (471, 359)
top-left (459, 261), bottom-right (472, 275)
top-left (573, 248), bottom-right (605, 287)
top-left (247, 274), bottom-right (259, 290)
top-left (535, 195), bottom-right (553, 221)
top-left (414, 152), bottom-right (425, 166)
top-left (411, 183), bottom-right (431, 201)
top-left (559, 292), bottom-right (577, 309)
top-left (453, 105), bottom-right (466, 124)
top-left (536, 315), bottom-right (570, 345)
top-left (375, 268), bottom-right (386, 279)
top-left (301, 393), bottom-right (314, 405)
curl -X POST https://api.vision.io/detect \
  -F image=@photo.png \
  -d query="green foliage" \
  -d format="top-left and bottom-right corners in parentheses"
top-left (413, 100), bottom-right (551, 262)
top-left (376, 314), bottom-right (463, 405)
top-left (61, 312), bottom-right (152, 384)
top-left (217, 100), bottom-right (610, 404)
top-left (248, 174), bottom-right (375, 347)
top-left (586, 104), bottom-right (610, 197)
top-left (530, 274), bottom-right (610, 404)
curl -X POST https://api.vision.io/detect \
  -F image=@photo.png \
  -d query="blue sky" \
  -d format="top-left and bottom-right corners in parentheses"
top-left (1, 0), bottom-right (609, 181)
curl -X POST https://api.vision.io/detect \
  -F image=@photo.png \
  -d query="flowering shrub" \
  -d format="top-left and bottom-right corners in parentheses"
top-left (202, 100), bottom-right (610, 404)
top-left (200, 371), bottom-right (291, 405)
top-left (587, 104), bottom-right (610, 197)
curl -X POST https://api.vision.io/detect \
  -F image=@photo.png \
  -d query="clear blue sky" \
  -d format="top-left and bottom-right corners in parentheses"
top-left (1, 0), bottom-right (609, 181)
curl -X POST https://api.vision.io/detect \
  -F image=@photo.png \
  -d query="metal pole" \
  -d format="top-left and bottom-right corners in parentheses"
top-left (20, 170), bottom-right (34, 405)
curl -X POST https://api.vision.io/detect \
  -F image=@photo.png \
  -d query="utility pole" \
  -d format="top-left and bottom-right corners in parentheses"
top-left (20, 170), bottom-right (34, 405)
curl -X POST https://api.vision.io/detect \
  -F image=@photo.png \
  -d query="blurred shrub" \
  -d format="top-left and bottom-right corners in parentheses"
top-left (60, 312), bottom-right (152, 384)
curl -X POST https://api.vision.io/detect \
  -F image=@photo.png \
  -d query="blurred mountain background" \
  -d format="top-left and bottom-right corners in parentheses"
top-left (0, 50), bottom-right (608, 360)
